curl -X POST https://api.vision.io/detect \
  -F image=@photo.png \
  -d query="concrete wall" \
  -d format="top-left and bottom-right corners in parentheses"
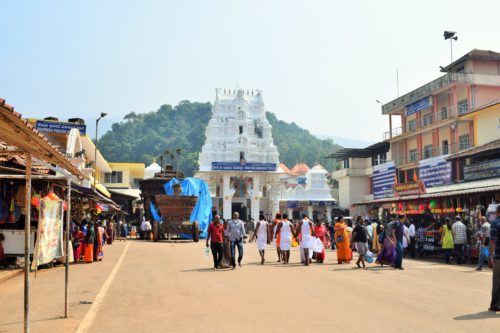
top-left (471, 59), bottom-right (500, 75)
top-left (350, 157), bottom-right (371, 169)
top-left (474, 86), bottom-right (500, 107)
top-left (475, 104), bottom-right (500, 144)
top-left (337, 175), bottom-right (370, 209)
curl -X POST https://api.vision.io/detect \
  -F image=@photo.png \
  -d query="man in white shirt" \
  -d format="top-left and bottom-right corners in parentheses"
top-left (408, 220), bottom-right (416, 259)
top-left (366, 221), bottom-right (374, 250)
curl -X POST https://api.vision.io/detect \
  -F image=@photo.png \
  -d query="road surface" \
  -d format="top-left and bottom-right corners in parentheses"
top-left (0, 239), bottom-right (498, 332)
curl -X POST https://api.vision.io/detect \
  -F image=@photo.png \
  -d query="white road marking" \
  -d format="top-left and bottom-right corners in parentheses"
top-left (75, 242), bottom-right (130, 332)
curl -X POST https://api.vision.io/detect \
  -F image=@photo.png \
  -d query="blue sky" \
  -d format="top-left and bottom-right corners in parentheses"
top-left (2, 1), bottom-right (500, 143)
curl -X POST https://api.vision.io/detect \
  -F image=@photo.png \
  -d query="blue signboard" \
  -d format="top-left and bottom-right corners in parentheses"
top-left (286, 201), bottom-right (300, 209)
top-left (36, 120), bottom-right (86, 135)
top-left (464, 158), bottom-right (500, 181)
top-left (405, 96), bottom-right (432, 116)
top-left (419, 156), bottom-right (452, 187)
top-left (372, 161), bottom-right (396, 200)
top-left (211, 162), bottom-right (277, 172)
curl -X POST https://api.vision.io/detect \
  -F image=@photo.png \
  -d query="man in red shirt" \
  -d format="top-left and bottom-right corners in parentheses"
top-left (206, 215), bottom-right (224, 269)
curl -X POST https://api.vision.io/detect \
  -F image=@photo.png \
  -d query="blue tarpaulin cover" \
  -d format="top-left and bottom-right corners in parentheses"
top-left (149, 202), bottom-right (162, 223)
top-left (162, 177), bottom-right (212, 239)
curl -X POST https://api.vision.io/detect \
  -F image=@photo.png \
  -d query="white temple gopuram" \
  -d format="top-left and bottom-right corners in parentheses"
top-left (197, 88), bottom-right (335, 221)
top-left (197, 88), bottom-right (283, 221)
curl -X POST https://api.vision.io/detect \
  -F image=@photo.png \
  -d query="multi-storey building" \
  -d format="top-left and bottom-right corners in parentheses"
top-left (383, 49), bottom-right (500, 183)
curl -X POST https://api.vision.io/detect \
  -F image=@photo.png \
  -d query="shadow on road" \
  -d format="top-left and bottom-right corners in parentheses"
top-left (0, 315), bottom-right (65, 326)
top-left (454, 311), bottom-right (499, 320)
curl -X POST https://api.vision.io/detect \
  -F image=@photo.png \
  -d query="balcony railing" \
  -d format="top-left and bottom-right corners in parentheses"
top-left (393, 142), bottom-right (472, 166)
top-left (382, 107), bottom-right (459, 140)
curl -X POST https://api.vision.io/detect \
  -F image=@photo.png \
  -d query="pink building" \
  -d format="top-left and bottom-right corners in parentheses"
top-left (383, 49), bottom-right (500, 183)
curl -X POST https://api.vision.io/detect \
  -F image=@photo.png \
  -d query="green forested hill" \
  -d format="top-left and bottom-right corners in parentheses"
top-left (98, 101), bottom-right (341, 176)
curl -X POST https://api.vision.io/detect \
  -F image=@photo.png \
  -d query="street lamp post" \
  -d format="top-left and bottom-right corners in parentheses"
top-left (94, 112), bottom-right (107, 188)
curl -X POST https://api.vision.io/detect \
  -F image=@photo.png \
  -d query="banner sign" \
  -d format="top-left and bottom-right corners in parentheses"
top-left (464, 158), bottom-right (500, 181)
top-left (372, 161), bottom-right (396, 200)
top-left (308, 201), bottom-right (335, 206)
top-left (394, 181), bottom-right (426, 197)
top-left (211, 162), bottom-right (277, 172)
top-left (35, 120), bottom-right (86, 135)
top-left (32, 200), bottom-right (64, 270)
top-left (286, 201), bottom-right (300, 209)
top-left (405, 96), bottom-right (432, 116)
top-left (419, 155), bottom-right (452, 187)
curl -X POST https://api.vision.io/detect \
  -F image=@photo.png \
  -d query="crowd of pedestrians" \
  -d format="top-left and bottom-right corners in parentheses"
top-left (71, 217), bottom-right (127, 264)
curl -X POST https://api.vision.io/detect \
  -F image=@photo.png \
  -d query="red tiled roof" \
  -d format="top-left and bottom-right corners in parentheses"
top-left (290, 163), bottom-right (310, 176)
top-left (441, 49), bottom-right (500, 72)
top-left (279, 163), bottom-right (291, 174)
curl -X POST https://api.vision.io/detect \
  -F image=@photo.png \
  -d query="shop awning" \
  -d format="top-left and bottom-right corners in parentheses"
top-left (355, 177), bottom-right (500, 205)
top-left (0, 98), bottom-right (85, 179)
top-left (95, 182), bottom-right (111, 198)
top-left (109, 188), bottom-right (141, 200)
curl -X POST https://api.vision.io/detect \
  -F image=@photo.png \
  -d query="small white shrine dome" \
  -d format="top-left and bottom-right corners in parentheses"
top-left (145, 160), bottom-right (161, 179)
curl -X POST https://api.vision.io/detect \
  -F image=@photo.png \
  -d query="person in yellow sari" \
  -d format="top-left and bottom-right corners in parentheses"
top-left (372, 222), bottom-right (381, 253)
top-left (334, 216), bottom-right (352, 264)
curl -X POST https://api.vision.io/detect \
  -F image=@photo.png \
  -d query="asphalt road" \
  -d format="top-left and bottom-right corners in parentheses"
top-left (0, 239), bottom-right (498, 332)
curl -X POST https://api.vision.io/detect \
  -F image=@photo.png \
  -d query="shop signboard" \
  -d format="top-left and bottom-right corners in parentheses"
top-left (394, 181), bottom-right (426, 197)
top-left (372, 161), bottom-right (396, 200)
top-left (464, 158), bottom-right (500, 181)
top-left (286, 201), bottom-right (300, 209)
top-left (32, 199), bottom-right (64, 270)
top-left (35, 120), bottom-right (86, 135)
top-left (405, 96), bottom-right (432, 116)
top-left (419, 155), bottom-right (452, 187)
top-left (212, 162), bottom-right (277, 172)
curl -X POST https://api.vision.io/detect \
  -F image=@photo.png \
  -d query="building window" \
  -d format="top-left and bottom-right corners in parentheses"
top-left (408, 119), bottom-right (417, 132)
top-left (104, 171), bottom-right (123, 184)
top-left (239, 125), bottom-right (243, 134)
top-left (240, 151), bottom-right (245, 161)
top-left (409, 149), bottom-right (417, 163)
top-left (442, 140), bottom-right (449, 155)
top-left (458, 100), bottom-right (469, 115)
top-left (343, 159), bottom-right (350, 169)
top-left (459, 134), bottom-right (470, 150)
top-left (440, 107), bottom-right (448, 120)
top-left (422, 113), bottom-right (433, 127)
top-left (423, 144), bottom-right (433, 159)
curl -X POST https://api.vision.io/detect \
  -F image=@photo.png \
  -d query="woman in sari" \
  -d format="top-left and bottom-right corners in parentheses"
top-left (94, 222), bottom-right (105, 261)
top-left (84, 222), bottom-right (95, 263)
top-left (376, 223), bottom-right (396, 267)
top-left (372, 222), bottom-right (381, 253)
top-left (334, 216), bottom-right (352, 264)
top-left (220, 220), bottom-right (232, 268)
top-left (72, 225), bottom-right (85, 263)
top-left (314, 221), bottom-right (328, 263)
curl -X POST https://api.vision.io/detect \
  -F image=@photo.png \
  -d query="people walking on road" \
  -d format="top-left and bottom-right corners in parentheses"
top-left (296, 214), bottom-right (315, 265)
top-left (376, 222), bottom-right (396, 267)
top-left (252, 215), bottom-right (269, 265)
top-left (206, 215), bottom-right (224, 269)
top-left (275, 214), bottom-right (294, 264)
top-left (452, 216), bottom-right (467, 264)
top-left (352, 217), bottom-right (368, 269)
top-left (221, 219), bottom-right (232, 268)
top-left (477, 217), bottom-right (491, 271)
top-left (327, 221), bottom-right (336, 250)
top-left (273, 213), bottom-right (283, 262)
top-left (488, 205), bottom-right (500, 312)
top-left (366, 220), bottom-right (374, 251)
top-left (314, 220), bottom-right (328, 263)
top-left (392, 214), bottom-right (406, 270)
top-left (408, 220), bottom-right (416, 259)
top-left (334, 216), bottom-right (352, 264)
top-left (72, 225), bottom-right (85, 263)
top-left (84, 221), bottom-right (95, 263)
top-left (227, 212), bottom-right (246, 269)
top-left (441, 218), bottom-right (454, 264)
top-left (416, 222), bottom-right (426, 258)
top-left (372, 222), bottom-right (382, 253)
